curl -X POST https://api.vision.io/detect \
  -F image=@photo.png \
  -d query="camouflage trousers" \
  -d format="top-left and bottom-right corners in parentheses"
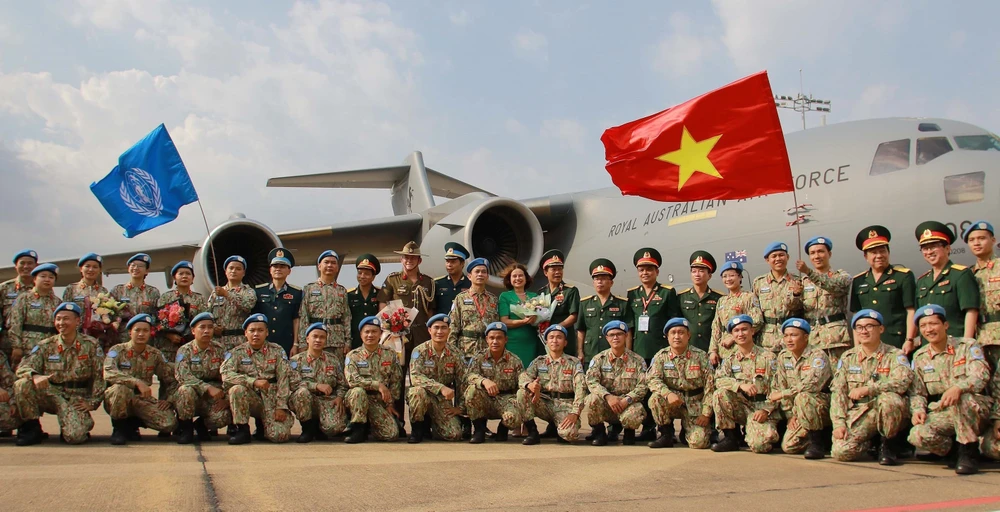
top-left (0, 392), bottom-right (23, 430)
top-left (345, 387), bottom-right (399, 441)
top-left (104, 384), bottom-right (178, 433)
top-left (407, 386), bottom-right (463, 441)
top-left (0, 334), bottom-right (12, 360)
top-left (585, 394), bottom-right (646, 430)
top-left (982, 420), bottom-right (1000, 460)
top-left (518, 391), bottom-right (580, 441)
top-left (760, 328), bottom-right (783, 353)
top-left (982, 345), bottom-right (1000, 374)
top-left (712, 389), bottom-right (780, 453)
top-left (219, 335), bottom-right (244, 352)
top-left (13, 380), bottom-right (94, 444)
top-left (288, 388), bottom-right (347, 436)
top-left (648, 392), bottom-right (711, 449)
top-left (464, 387), bottom-right (527, 428)
top-left (831, 393), bottom-right (907, 461)
top-left (227, 386), bottom-right (293, 442)
top-left (908, 394), bottom-right (991, 455)
top-left (779, 392), bottom-right (831, 454)
top-left (822, 347), bottom-right (849, 368)
top-left (175, 384), bottom-right (232, 428)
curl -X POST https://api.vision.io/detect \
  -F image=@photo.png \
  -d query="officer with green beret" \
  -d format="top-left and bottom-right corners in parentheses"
top-left (850, 225), bottom-right (917, 351)
top-left (913, 221), bottom-right (980, 338)
top-left (434, 242), bottom-right (472, 315)
top-left (252, 247), bottom-right (303, 356)
top-left (677, 251), bottom-right (723, 353)
top-left (537, 249), bottom-right (581, 357)
top-left (576, 259), bottom-right (631, 366)
top-left (347, 254), bottom-right (382, 350)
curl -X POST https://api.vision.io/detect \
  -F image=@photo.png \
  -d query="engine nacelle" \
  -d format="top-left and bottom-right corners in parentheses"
top-left (191, 215), bottom-right (281, 294)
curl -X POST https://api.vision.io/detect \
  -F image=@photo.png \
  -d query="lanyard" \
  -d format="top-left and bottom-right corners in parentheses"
top-left (640, 284), bottom-right (659, 314)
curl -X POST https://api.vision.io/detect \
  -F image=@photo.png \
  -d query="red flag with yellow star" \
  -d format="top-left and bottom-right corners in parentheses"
top-left (601, 71), bottom-right (793, 201)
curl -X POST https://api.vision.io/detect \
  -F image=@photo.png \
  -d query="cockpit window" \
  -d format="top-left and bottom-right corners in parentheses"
top-left (955, 134), bottom-right (1000, 151)
top-left (916, 137), bottom-right (953, 165)
top-left (870, 139), bottom-right (910, 175)
top-left (944, 171), bottom-right (984, 205)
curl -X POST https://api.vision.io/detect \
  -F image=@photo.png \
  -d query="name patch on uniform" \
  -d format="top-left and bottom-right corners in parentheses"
top-left (302, 366), bottom-right (312, 373)
top-left (663, 362), bottom-right (675, 369)
top-left (120, 362), bottom-right (132, 369)
top-left (755, 368), bottom-right (767, 375)
top-left (29, 302), bottom-right (41, 309)
top-left (804, 286), bottom-right (815, 292)
top-left (424, 360), bottom-right (435, 367)
top-left (191, 357), bottom-right (202, 363)
top-left (503, 368), bottom-right (514, 374)
top-left (562, 369), bottom-right (573, 375)
top-left (784, 362), bottom-right (794, 370)
top-left (266, 359), bottom-right (277, 364)
top-left (848, 366), bottom-right (862, 374)
top-left (463, 299), bottom-right (474, 305)
top-left (922, 365), bottom-right (935, 373)
top-left (731, 364), bottom-right (741, 372)
top-left (601, 364), bottom-right (613, 371)
top-left (759, 287), bottom-right (771, 293)
top-left (77, 354), bottom-right (88, 361)
top-left (381, 361), bottom-right (392, 367)
top-left (47, 355), bottom-right (60, 362)
top-left (6, 292), bottom-right (17, 298)
top-left (481, 362), bottom-right (493, 369)
top-left (311, 290), bottom-right (322, 296)
top-left (688, 365), bottom-right (700, 372)
top-left (240, 358), bottom-right (253, 365)
top-left (356, 361), bottom-right (369, 368)
top-left (538, 366), bottom-right (549, 373)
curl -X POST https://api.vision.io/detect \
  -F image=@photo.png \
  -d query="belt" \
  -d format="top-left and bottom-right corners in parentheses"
top-left (54, 380), bottom-right (91, 389)
top-left (497, 390), bottom-right (516, 396)
top-left (927, 393), bottom-right (942, 403)
top-left (763, 316), bottom-right (784, 325)
top-left (320, 317), bottom-right (342, 324)
top-left (980, 312), bottom-right (1000, 324)
top-left (461, 329), bottom-right (485, 339)
top-left (547, 392), bottom-right (575, 399)
top-left (23, 324), bottom-right (57, 335)
top-left (809, 313), bottom-right (846, 326)
top-left (221, 329), bottom-right (243, 337)
top-left (681, 387), bottom-right (704, 398)
top-left (740, 389), bottom-right (767, 402)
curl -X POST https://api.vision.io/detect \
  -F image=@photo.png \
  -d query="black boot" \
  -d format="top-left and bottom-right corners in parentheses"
top-left (878, 436), bottom-right (899, 466)
top-left (253, 418), bottom-right (266, 441)
top-left (127, 417), bottom-right (142, 442)
top-left (297, 419), bottom-right (316, 444)
top-left (408, 420), bottom-right (425, 444)
top-left (460, 417), bottom-right (472, 441)
top-left (955, 443), bottom-right (980, 475)
top-left (495, 423), bottom-right (509, 442)
top-left (110, 419), bottom-right (129, 446)
top-left (193, 418), bottom-right (211, 442)
top-left (522, 420), bottom-right (540, 445)
top-left (591, 424), bottom-right (608, 446)
top-left (649, 424), bottom-right (675, 449)
top-left (542, 421), bottom-right (558, 439)
top-left (15, 419), bottom-right (43, 447)
top-left (638, 422), bottom-right (657, 442)
top-left (228, 424), bottom-right (251, 445)
top-left (711, 428), bottom-right (740, 452)
top-left (345, 422), bottom-right (368, 444)
top-left (803, 430), bottom-right (825, 460)
top-left (608, 422), bottom-right (623, 443)
top-left (470, 419), bottom-right (488, 444)
top-left (946, 441), bottom-right (960, 469)
top-left (622, 428), bottom-right (636, 446)
top-left (677, 426), bottom-right (688, 446)
top-left (176, 419), bottom-right (195, 445)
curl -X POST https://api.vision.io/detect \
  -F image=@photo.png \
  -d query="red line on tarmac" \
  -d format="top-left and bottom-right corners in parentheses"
top-left (844, 495), bottom-right (1000, 512)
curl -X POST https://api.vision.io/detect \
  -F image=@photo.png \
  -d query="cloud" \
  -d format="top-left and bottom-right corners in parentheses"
top-left (505, 118), bottom-right (525, 135)
top-left (512, 29), bottom-right (548, 64)
top-left (449, 10), bottom-right (472, 26)
top-left (650, 13), bottom-right (718, 77)
top-left (540, 119), bottom-right (587, 153)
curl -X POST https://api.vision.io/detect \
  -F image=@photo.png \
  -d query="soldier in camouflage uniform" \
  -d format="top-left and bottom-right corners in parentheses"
top-left (795, 236), bottom-right (852, 365)
top-left (983, 368), bottom-right (1000, 460)
top-left (678, 251), bottom-right (722, 354)
top-left (907, 305), bottom-right (991, 474)
top-left (297, 250), bottom-right (352, 356)
top-left (0, 248), bottom-right (38, 359)
top-left (61, 253), bottom-right (109, 311)
top-left (174, 312), bottom-right (231, 444)
top-left (465, 321), bottom-right (527, 443)
top-left (768, 318), bottom-right (832, 459)
top-left (221, 313), bottom-right (294, 444)
top-left (447, 258), bottom-right (499, 359)
top-left (348, 254), bottom-right (381, 350)
top-left (753, 242), bottom-right (804, 352)
top-left (104, 314), bottom-right (179, 445)
top-left (963, 221), bottom-right (1000, 370)
top-left (156, 261), bottom-right (208, 364)
top-left (831, 309), bottom-right (913, 465)
top-left (110, 253), bottom-right (161, 345)
top-left (289, 323), bottom-right (347, 443)
top-left (710, 315), bottom-right (780, 453)
top-left (519, 324), bottom-right (587, 445)
top-left (209, 255), bottom-right (256, 351)
top-left (585, 320), bottom-right (648, 445)
top-left (0, 351), bottom-right (23, 432)
top-left (8, 263), bottom-right (61, 365)
top-left (344, 316), bottom-right (403, 443)
top-left (710, 261), bottom-right (763, 366)
top-left (14, 302), bottom-right (105, 445)
top-left (648, 317), bottom-right (715, 449)
top-left (406, 314), bottom-right (466, 443)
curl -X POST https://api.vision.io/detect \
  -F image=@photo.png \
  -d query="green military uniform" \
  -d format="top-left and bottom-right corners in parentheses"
top-left (537, 249), bottom-right (581, 356)
top-left (627, 248), bottom-right (680, 361)
top-left (850, 226), bottom-right (916, 348)
top-left (678, 251), bottom-right (722, 353)
top-left (575, 259), bottom-right (631, 364)
top-left (347, 254), bottom-right (381, 350)
top-left (914, 222), bottom-right (980, 338)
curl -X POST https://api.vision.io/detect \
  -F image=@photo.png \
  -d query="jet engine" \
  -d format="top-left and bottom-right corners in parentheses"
top-left (191, 214), bottom-right (281, 293)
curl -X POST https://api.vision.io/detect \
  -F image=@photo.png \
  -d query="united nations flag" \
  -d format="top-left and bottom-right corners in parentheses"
top-left (90, 124), bottom-right (200, 238)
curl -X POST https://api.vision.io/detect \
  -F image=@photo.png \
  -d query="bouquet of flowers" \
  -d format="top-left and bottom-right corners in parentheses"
top-left (157, 299), bottom-right (194, 341)
top-left (510, 293), bottom-right (556, 327)
top-left (83, 293), bottom-right (126, 352)
top-left (377, 300), bottom-right (418, 364)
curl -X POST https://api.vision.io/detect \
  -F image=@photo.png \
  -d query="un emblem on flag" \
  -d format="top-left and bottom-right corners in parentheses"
top-left (119, 167), bottom-right (163, 218)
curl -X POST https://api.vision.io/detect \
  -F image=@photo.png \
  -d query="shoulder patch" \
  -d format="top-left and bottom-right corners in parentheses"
top-left (291, 361), bottom-right (298, 369)
top-left (853, 271), bottom-right (867, 279)
top-left (434, 275), bottom-right (447, 281)
top-left (896, 354), bottom-right (909, 366)
top-left (970, 345), bottom-right (984, 361)
top-left (614, 295), bottom-right (627, 301)
top-left (679, 287), bottom-right (692, 294)
top-left (919, 270), bottom-right (931, 278)
top-left (894, 266), bottom-right (910, 273)
top-left (563, 284), bottom-right (575, 288)
top-left (176, 352), bottom-right (185, 362)
top-left (31, 345), bottom-right (40, 354)
top-left (224, 352), bottom-right (232, 361)
top-left (107, 349), bottom-right (118, 358)
top-left (581, 295), bottom-right (594, 301)
top-left (950, 263), bottom-right (967, 271)
top-left (255, 283), bottom-right (269, 288)
top-left (628, 286), bottom-right (639, 291)
top-left (347, 287), bottom-right (357, 293)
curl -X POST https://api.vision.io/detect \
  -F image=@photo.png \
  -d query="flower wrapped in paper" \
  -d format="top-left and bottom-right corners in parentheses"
top-left (509, 293), bottom-right (556, 326)
top-left (156, 299), bottom-right (195, 341)
top-left (377, 300), bottom-right (418, 364)
top-left (83, 292), bottom-right (126, 352)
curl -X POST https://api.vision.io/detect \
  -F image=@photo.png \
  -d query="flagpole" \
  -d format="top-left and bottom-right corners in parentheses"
top-left (196, 200), bottom-right (221, 287)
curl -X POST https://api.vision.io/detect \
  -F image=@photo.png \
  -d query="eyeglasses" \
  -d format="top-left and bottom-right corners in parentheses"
top-left (853, 324), bottom-right (880, 333)
top-left (606, 332), bottom-right (626, 338)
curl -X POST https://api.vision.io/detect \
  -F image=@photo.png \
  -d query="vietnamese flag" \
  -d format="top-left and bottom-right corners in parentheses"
top-left (601, 71), bottom-right (793, 202)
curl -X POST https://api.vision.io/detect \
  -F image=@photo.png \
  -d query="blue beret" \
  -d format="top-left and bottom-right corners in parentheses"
top-left (663, 317), bottom-right (690, 334)
top-left (31, 263), bottom-right (58, 277)
top-left (763, 242), bottom-right (789, 258)
top-left (127, 253), bottom-right (151, 267)
top-left (305, 322), bottom-right (328, 337)
top-left (851, 309), bottom-right (884, 328)
top-left (190, 312), bottom-right (215, 328)
top-left (12, 249), bottom-right (38, 264)
top-left (171, 260), bottom-right (194, 276)
top-left (465, 257), bottom-right (488, 274)
top-left (53, 302), bottom-right (82, 319)
top-left (543, 324), bottom-right (568, 338)
top-left (426, 313), bottom-right (450, 328)
top-left (781, 317), bottom-right (811, 335)
top-left (804, 236), bottom-right (832, 252)
top-left (726, 314), bottom-right (753, 333)
top-left (242, 313), bottom-right (268, 329)
top-left (317, 250), bottom-right (339, 265)
top-left (485, 321), bottom-right (507, 335)
top-left (962, 220), bottom-right (994, 242)
top-left (602, 320), bottom-right (628, 336)
top-left (719, 260), bottom-right (743, 276)
top-left (358, 316), bottom-right (381, 330)
top-left (78, 253), bottom-right (102, 267)
top-left (126, 313), bottom-right (154, 330)
top-left (913, 304), bottom-right (947, 324)
top-left (224, 255), bottom-right (247, 270)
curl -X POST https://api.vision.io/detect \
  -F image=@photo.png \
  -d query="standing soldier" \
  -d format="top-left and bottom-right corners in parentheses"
top-left (677, 251), bottom-right (722, 354)
top-left (962, 221), bottom-right (1000, 369)
top-left (253, 248), bottom-right (303, 356)
top-left (519, 325), bottom-right (587, 445)
top-left (344, 316), bottom-right (403, 443)
top-left (576, 259), bottom-right (630, 365)
top-left (851, 226), bottom-right (917, 352)
top-left (447, 258), bottom-right (499, 359)
top-left (289, 323), bottom-right (348, 443)
top-left (297, 250), bottom-right (352, 356)
top-left (13, 302), bottom-right (105, 445)
top-left (768, 318), bottom-right (832, 459)
top-left (434, 242), bottom-right (472, 315)
top-left (103, 314), bottom-right (179, 445)
top-left (407, 314), bottom-right (466, 443)
top-left (537, 249), bottom-right (580, 356)
top-left (174, 312), bottom-right (231, 444)
top-left (210, 255), bottom-right (256, 352)
top-left (710, 261), bottom-right (763, 366)
top-left (347, 254), bottom-right (381, 350)
top-left (753, 242), bottom-right (804, 352)
top-left (62, 253), bottom-right (109, 310)
top-left (110, 253), bottom-right (161, 345)
top-left (1, 249), bottom-right (38, 359)
top-left (914, 221), bottom-right (979, 338)
top-left (795, 236), bottom-right (852, 365)
top-left (647, 317), bottom-right (715, 449)
top-left (156, 261), bottom-right (208, 364)
top-left (830, 310), bottom-right (913, 465)
top-left (585, 320), bottom-right (648, 446)
top-left (378, 241), bottom-right (436, 354)
top-left (465, 320), bottom-right (528, 443)
top-left (221, 313), bottom-right (294, 444)
top-left (710, 315), bottom-right (780, 454)
top-left (8, 263), bottom-right (61, 366)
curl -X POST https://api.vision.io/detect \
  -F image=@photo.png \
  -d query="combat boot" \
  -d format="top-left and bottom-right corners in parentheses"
top-left (494, 423), bottom-right (509, 442)
top-left (649, 424), bottom-right (675, 449)
top-left (15, 419), bottom-right (43, 447)
top-left (542, 422), bottom-right (558, 439)
top-left (408, 420), bottom-right (425, 444)
top-left (638, 421), bottom-right (657, 442)
top-left (522, 420), bottom-right (540, 446)
top-left (127, 417), bottom-right (142, 442)
top-left (193, 418), bottom-right (211, 442)
top-left (460, 417), bottom-right (472, 440)
top-left (803, 430), bottom-right (825, 460)
top-left (228, 424), bottom-right (251, 445)
top-left (622, 428), bottom-right (636, 446)
top-left (677, 426), bottom-right (688, 446)
top-left (253, 418), bottom-right (266, 441)
top-left (955, 443), bottom-right (980, 475)
top-left (470, 419), bottom-right (488, 444)
top-left (176, 420), bottom-right (195, 445)
top-left (878, 436), bottom-right (898, 466)
top-left (296, 419), bottom-right (316, 444)
top-left (591, 424), bottom-right (608, 446)
top-left (345, 422), bottom-right (368, 444)
top-left (110, 419), bottom-right (129, 446)
top-left (946, 441), bottom-right (960, 469)
top-left (608, 422), bottom-right (623, 442)
top-left (711, 429), bottom-right (740, 452)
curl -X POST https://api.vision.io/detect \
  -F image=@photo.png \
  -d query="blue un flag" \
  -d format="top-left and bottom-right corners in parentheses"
top-left (90, 124), bottom-right (199, 238)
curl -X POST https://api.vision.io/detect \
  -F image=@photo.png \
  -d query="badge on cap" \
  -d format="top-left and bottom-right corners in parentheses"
top-left (868, 229), bottom-right (877, 238)
top-left (276, 250), bottom-right (284, 258)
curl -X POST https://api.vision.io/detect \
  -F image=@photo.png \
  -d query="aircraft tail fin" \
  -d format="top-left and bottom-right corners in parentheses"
top-left (266, 151), bottom-right (493, 215)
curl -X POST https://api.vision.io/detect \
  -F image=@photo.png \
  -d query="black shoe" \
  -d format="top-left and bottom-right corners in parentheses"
top-left (947, 441), bottom-right (960, 469)
top-left (916, 452), bottom-right (945, 462)
top-left (461, 417), bottom-right (472, 441)
top-left (127, 417), bottom-right (142, 442)
top-left (253, 418), bottom-right (266, 441)
top-left (677, 426), bottom-right (688, 446)
top-left (711, 429), bottom-right (740, 452)
top-left (345, 422), bottom-right (368, 444)
top-left (470, 419), bottom-right (488, 444)
top-left (495, 423), bottom-right (509, 442)
top-left (522, 420), bottom-right (540, 446)
top-left (955, 442), bottom-right (980, 475)
top-left (649, 424), bottom-right (675, 449)
top-left (297, 419), bottom-right (316, 444)
top-left (542, 422), bottom-right (558, 439)
top-left (408, 420), bottom-right (425, 444)
top-left (878, 436), bottom-right (899, 466)
top-left (622, 428), bottom-right (636, 446)
top-left (193, 418), bottom-right (211, 442)
top-left (110, 419), bottom-right (129, 446)
top-left (0, 429), bottom-right (12, 437)
top-left (157, 431), bottom-right (171, 439)
top-left (176, 420), bottom-right (195, 445)
top-left (15, 419), bottom-right (43, 447)
top-left (638, 426), bottom-right (657, 443)
top-left (229, 424), bottom-right (251, 445)
top-left (608, 422), bottom-right (623, 443)
top-left (803, 430), bottom-right (825, 460)
top-left (398, 419), bottom-right (408, 440)
top-left (591, 424), bottom-right (608, 446)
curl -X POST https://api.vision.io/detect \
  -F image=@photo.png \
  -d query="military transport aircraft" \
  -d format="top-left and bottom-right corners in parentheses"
top-left (1, 117), bottom-right (997, 293)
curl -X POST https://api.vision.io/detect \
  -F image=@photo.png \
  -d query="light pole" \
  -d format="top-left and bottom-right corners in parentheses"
top-left (774, 69), bottom-right (831, 130)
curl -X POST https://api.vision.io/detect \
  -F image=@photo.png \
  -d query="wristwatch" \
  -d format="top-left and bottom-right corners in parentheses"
top-left (625, 396), bottom-right (634, 405)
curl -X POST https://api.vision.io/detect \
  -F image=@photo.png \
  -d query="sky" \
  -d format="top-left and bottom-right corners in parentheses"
top-left (1, 0), bottom-right (997, 289)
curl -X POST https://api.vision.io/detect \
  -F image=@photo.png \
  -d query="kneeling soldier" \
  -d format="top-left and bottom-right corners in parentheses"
top-left (585, 320), bottom-right (648, 446)
top-left (289, 323), bottom-right (347, 443)
top-left (647, 317), bottom-right (714, 449)
top-left (768, 318), bottom-right (832, 459)
top-left (104, 314), bottom-right (179, 445)
top-left (407, 314), bottom-right (465, 443)
top-left (0, 351), bottom-right (22, 434)
top-left (344, 316), bottom-right (402, 443)
top-left (174, 312), bottom-right (232, 444)
top-left (519, 324), bottom-right (587, 445)
top-left (465, 321), bottom-right (527, 443)
top-left (221, 314), bottom-right (294, 444)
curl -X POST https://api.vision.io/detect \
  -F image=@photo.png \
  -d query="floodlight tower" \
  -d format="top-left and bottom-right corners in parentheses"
top-left (774, 69), bottom-right (831, 130)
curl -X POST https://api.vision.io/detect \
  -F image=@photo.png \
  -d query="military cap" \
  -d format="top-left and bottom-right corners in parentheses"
top-left (268, 247), bottom-right (295, 267)
top-left (856, 225), bottom-right (891, 251)
top-left (781, 317), bottom-right (811, 335)
top-left (317, 250), bottom-right (339, 265)
top-left (962, 220), bottom-right (994, 243)
top-left (127, 253), bottom-right (151, 268)
top-left (358, 316), bottom-right (382, 330)
top-left (12, 249), bottom-right (38, 264)
top-left (543, 324), bottom-right (568, 338)
top-left (393, 241), bottom-right (427, 257)
top-left (541, 249), bottom-right (566, 269)
top-left (426, 313), bottom-right (450, 328)
top-left (726, 314), bottom-right (753, 333)
top-left (171, 260), bottom-right (194, 276)
top-left (633, 247), bottom-right (662, 268)
top-left (590, 258), bottom-right (617, 278)
top-left (913, 304), bottom-right (947, 324)
top-left (224, 255), bottom-right (247, 270)
top-left (763, 242), bottom-right (789, 258)
top-left (663, 317), bottom-right (690, 334)
top-left (804, 236), bottom-right (832, 252)
top-left (304, 322), bottom-right (328, 337)
top-left (190, 312), bottom-right (215, 329)
top-left (689, 251), bottom-right (716, 272)
top-left (443, 242), bottom-right (470, 260)
top-left (53, 301), bottom-right (82, 319)
top-left (851, 309), bottom-right (884, 328)
top-left (602, 320), bottom-right (628, 336)
top-left (78, 253), bottom-right (103, 267)
top-left (355, 254), bottom-right (381, 275)
top-left (914, 221), bottom-right (955, 246)
top-left (485, 321), bottom-right (507, 335)
top-left (718, 260), bottom-right (743, 276)
top-left (465, 257), bottom-right (488, 274)
top-left (242, 313), bottom-right (268, 329)
top-left (31, 263), bottom-right (58, 277)
top-left (125, 313), bottom-right (154, 330)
